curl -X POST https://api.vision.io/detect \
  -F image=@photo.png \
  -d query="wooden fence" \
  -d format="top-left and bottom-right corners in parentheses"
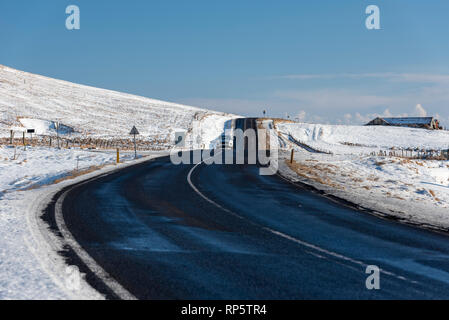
top-left (0, 134), bottom-right (172, 151)
top-left (370, 149), bottom-right (449, 160)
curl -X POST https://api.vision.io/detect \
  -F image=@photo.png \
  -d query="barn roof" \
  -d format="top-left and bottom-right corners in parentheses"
top-left (382, 117), bottom-right (434, 125)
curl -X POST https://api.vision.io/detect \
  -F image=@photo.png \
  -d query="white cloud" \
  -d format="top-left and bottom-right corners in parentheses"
top-left (414, 104), bottom-right (427, 117)
top-left (180, 72), bottom-right (449, 127)
top-left (176, 98), bottom-right (269, 117)
top-left (297, 110), bottom-right (306, 122)
top-left (333, 104), bottom-right (447, 126)
top-left (274, 73), bottom-right (449, 84)
top-left (272, 89), bottom-right (407, 111)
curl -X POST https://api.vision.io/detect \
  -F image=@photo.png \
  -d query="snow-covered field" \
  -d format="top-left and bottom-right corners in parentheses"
top-left (0, 65), bottom-right (237, 147)
top-left (277, 122), bottom-right (449, 155)
top-left (276, 122), bottom-right (449, 230)
top-left (0, 146), bottom-right (131, 193)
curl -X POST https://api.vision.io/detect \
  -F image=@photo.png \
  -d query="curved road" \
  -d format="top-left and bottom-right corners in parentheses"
top-left (54, 154), bottom-right (449, 299)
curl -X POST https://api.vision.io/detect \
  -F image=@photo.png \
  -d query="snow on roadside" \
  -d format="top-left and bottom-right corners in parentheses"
top-left (0, 146), bottom-right (129, 193)
top-left (278, 148), bottom-right (449, 230)
top-left (0, 145), bottom-right (159, 299)
top-left (188, 114), bottom-right (239, 149)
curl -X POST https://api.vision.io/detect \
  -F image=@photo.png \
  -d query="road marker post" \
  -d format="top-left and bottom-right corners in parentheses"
top-left (290, 149), bottom-right (294, 164)
top-left (56, 121), bottom-right (60, 149)
top-left (116, 148), bottom-right (120, 164)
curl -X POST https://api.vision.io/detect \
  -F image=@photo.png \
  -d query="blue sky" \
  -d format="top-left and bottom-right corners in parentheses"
top-left (1, 1), bottom-right (449, 126)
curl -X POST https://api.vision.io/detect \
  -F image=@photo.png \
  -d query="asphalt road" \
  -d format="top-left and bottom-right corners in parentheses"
top-left (56, 153), bottom-right (449, 300)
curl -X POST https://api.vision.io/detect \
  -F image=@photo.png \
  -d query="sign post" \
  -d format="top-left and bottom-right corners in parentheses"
top-left (55, 121), bottom-right (60, 149)
top-left (27, 129), bottom-right (35, 147)
top-left (129, 126), bottom-right (140, 159)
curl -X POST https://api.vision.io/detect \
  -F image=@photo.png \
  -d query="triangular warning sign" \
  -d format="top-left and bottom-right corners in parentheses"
top-left (129, 126), bottom-right (140, 135)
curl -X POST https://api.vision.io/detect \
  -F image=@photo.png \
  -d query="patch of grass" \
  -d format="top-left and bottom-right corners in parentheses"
top-left (286, 159), bottom-right (341, 189)
top-left (428, 189), bottom-right (441, 202)
top-left (52, 165), bottom-right (107, 184)
top-left (20, 164), bottom-right (110, 191)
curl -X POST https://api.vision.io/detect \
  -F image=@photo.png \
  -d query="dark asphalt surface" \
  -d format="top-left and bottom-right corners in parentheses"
top-left (59, 153), bottom-right (449, 300)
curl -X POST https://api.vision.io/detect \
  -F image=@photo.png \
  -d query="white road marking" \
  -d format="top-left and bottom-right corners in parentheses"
top-left (187, 154), bottom-right (243, 220)
top-left (186, 156), bottom-right (411, 283)
top-left (55, 182), bottom-right (137, 300)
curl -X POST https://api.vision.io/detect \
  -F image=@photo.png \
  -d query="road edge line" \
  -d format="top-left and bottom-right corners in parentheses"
top-left (27, 154), bottom-right (166, 299)
top-left (186, 155), bottom-right (411, 283)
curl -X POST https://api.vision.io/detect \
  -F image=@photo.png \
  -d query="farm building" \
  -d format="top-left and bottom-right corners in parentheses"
top-left (366, 117), bottom-right (441, 130)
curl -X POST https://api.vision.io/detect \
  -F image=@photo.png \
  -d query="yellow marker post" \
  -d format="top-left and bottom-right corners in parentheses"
top-left (116, 148), bottom-right (120, 164)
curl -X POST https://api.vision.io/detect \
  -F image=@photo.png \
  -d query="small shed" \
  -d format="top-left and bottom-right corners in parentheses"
top-left (366, 117), bottom-right (441, 130)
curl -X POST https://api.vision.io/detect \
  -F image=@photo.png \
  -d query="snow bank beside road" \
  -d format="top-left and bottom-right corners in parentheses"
top-left (188, 114), bottom-right (237, 149)
top-left (0, 145), bottom-right (159, 299)
top-left (0, 146), bottom-right (125, 193)
top-left (276, 121), bottom-right (449, 230)
top-left (280, 150), bottom-right (449, 230)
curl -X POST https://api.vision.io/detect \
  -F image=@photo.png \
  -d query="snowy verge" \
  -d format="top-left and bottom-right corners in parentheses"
top-left (278, 150), bottom-right (449, 231)
top-left (0, 145), bottom-right (167, 299)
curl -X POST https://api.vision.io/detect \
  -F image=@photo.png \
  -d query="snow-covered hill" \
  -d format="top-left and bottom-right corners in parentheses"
top-left (0, 65), bottom-right (236, 147)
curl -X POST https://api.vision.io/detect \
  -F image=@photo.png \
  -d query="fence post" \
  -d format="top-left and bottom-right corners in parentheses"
top-left (10, 130), bottom-right (13, 145)
top-left (290, 149), bottom-right (294, 164)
